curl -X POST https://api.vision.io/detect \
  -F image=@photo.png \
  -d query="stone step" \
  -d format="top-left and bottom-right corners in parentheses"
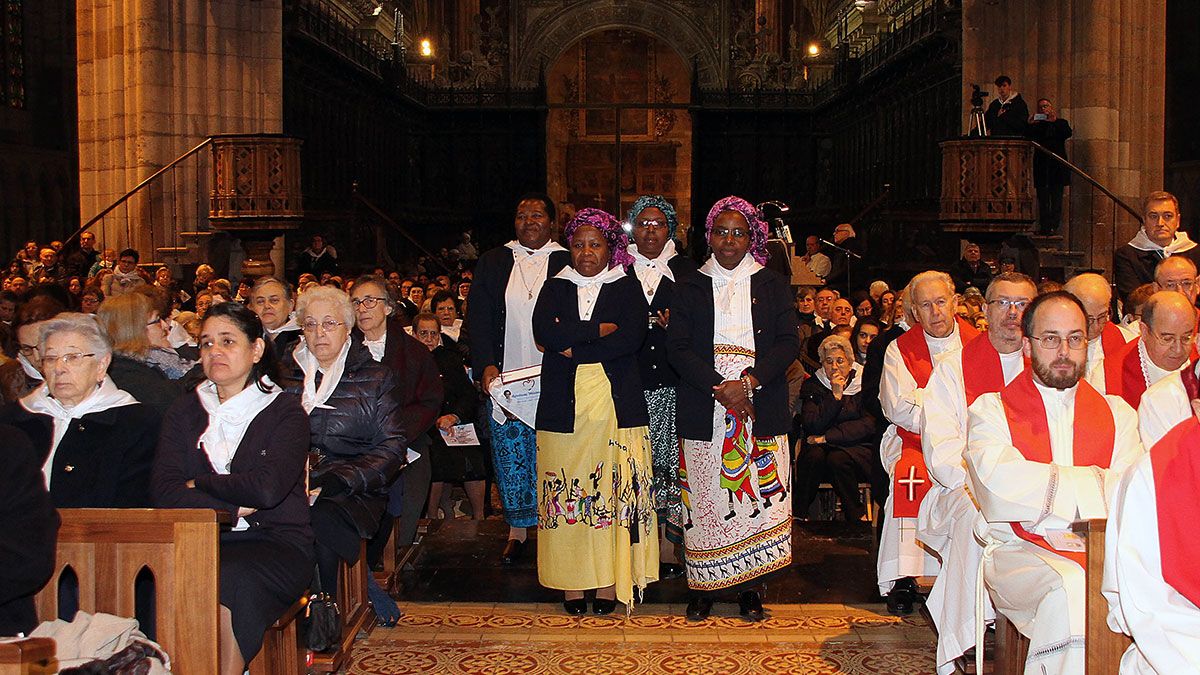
top-left (156, 246), bottom-right (190, 256)
top-left (178, 230), bottom-right (213, 239)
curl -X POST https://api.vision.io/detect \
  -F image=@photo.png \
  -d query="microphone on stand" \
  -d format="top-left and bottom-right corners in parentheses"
top-left (820, 237), bottom-right (863, 259)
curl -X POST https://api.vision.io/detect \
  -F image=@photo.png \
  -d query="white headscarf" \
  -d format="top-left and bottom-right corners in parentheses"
top-left (293, 338), bottom-right (351, 414)
top-left (815, 361), bottom-right (864, 397)
top-left (21, 377), bottom-right (139, 488)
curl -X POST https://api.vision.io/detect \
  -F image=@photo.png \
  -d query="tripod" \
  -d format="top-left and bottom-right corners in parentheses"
top-left (968, 104), bottom-right (988, 137)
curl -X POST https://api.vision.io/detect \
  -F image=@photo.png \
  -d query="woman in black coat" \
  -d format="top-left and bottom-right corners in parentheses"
top-left (0, 312), bottom-right (159, 508)
top-left (795, 334), bottom-right (877, 523)
top-left (152, 302), bottom-right (312, 674)
top-left (290, 286), bottom-right (408, 599)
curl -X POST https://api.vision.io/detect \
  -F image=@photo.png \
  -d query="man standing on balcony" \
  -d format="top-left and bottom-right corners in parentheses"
top-left (1114, 191), bottom-right (1200, 306)
top-left (984, 75), bottom-right (1029, 137)
top-left (1027, 98), bottom-right (1072, 236)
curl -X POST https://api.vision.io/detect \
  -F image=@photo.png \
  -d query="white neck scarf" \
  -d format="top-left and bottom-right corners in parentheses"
top-left (555, 265), bottom-right (627, 321)
top-left (113, 269), bottom-right (141, 285)
top-left (196, 378), bottom-right (281, 476)
top-left (630, 240), bottom-right (677, 302)
top-left (816, 361), bottom-right (864, 397)
top-left (266, 315), bottom-right (300, 336)
top-left (293, 338), bottom-right (351, 414)
top-left (17, 352), bottom-right (43, 381)
top-left (1128, 228), bottom-right (1197, 255)
top-left (700, 254), bottom-right (762, 315)
top-left (21, 376), bottom-right (139, 488)
top-left (505, 239), bottom-right (566, 258)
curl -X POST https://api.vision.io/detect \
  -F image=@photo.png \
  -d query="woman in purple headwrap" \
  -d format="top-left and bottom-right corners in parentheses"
top-left (624, 195), bottom-right (698, 581)
top-left (666, 196), bottom-right (799, 621)
top-left (532, 208), bottom-right (659, 616)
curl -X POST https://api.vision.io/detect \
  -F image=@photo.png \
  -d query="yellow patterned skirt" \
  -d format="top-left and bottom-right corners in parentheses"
top-left (536, 363), bottom-right (659, 608)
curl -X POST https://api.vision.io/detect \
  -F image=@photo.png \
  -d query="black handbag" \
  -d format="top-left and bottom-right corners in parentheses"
top-left (303, 565), bottom-right (341, 653)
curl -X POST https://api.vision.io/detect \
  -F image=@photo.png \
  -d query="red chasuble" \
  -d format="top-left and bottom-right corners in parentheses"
top-left (891, 318), bottom-right (979, 517)
top-left (1000, 371), bottom-right (1115, 567)
top-left (1149, 417), bottom-right (1200, 609)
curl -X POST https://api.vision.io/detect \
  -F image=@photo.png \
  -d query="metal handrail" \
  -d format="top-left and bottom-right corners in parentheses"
top-left (1028, 140), bottom-right (1141, 220)
top-left (65, 137), bottom-right (214, 246)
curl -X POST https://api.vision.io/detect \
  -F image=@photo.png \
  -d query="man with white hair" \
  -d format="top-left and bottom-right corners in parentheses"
top-left (877, 270), bottom-right (977, 615)
top-left (825, 223), bottom-right (861, 294)
top-left (1154, 254), bottom-right (1200, 305)
top-left (919, 272), bottom-right (1036, 673)
top-left (1063, 273), bottom-right (1135, 393)
top-left (966, 291), bottom-right (1142, 675)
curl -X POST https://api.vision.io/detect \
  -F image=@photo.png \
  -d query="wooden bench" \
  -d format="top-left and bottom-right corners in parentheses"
top-left (307, 540), bottom-right (373, 674)
top-left (0, 637), bottom-right (54, 675)
top-left (992, 519), bottom-right (1132, 675)
top-left (0, 509), bottom-right (303, 675)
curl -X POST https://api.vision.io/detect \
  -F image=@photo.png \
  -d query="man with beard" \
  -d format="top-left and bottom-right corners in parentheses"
top-left (877, 271), bottom-right (978, 615)
top-left (919, 272), bottom-right (1036, 673)
top-left (965, 291), bottom-right (1143, 675)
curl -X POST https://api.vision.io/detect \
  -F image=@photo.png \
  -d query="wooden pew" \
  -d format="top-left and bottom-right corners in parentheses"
top-left (0, 637), bottom-right (54, 675)
top-left (991, 520), bottom-right (1132, 675)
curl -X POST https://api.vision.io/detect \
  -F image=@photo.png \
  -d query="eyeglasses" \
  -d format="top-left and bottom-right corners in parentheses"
top-left (146, 316), bottom-right (165, 327)
top-left (1161, 278), bottom-right (1196, 291)
top-left (1085, 310), bottom-right (1111, 325)
top-left (18, 343), bottom-right (38, 356)
top-left (1147, 329), bottom-right (1196, 348)
top-left (989, 298), bottom-right (1031, 311)
top-left (351, 296), bottom-right (387, 309)
top-left (41, 352), bottom-right (96, 369)
top-left (711, 227), bottom-right (749, 239)
top-left (1029, 333), bottom-right (1088, 350)
top-left (414, 329), bottom-right (440, 338)
top-left (302, 319), bottom-right (346, 333)
top-left (637, 219), bottom-right (668, 230)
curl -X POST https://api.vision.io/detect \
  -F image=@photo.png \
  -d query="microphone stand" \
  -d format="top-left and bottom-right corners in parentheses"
top-left (821, 238), bottom-right (861, 294)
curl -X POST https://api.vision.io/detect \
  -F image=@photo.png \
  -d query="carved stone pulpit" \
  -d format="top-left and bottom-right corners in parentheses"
top-left (208, 134), bottom-right (304, 279)
top-left (939, 138), bottom-right (1036, 232)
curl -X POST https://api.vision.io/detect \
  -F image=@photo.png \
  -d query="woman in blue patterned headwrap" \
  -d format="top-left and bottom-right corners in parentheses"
top-left (666, 196), bottom-right (799, 622)
top-left (623, 195), bottom-right (698, 581)
top-left (533, 208), bottom-right (658, 616)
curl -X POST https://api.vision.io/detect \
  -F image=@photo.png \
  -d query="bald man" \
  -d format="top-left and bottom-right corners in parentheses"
top-left (1064, 273), bottom-right (1135, 393)
top-left (1137, 294), bottom-right (1200, 447)
top-left (966, 291), bottom-right (1143, 675)
top-left (877, 271), bottom-right (978, 615)
top-left (1102, 291), bottom-right (1198, 411)
top-left (1154, 254), bottom-right (1199, 306)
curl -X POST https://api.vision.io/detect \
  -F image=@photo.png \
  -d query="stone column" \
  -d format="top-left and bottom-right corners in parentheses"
top-left (961, 0), bottom-right (1165, 272)
top-left (76, 0), bottom-right (283, 257)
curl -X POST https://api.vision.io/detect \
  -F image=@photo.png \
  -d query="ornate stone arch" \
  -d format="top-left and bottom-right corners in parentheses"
top-left (512, 1), bottom-right (725, 91)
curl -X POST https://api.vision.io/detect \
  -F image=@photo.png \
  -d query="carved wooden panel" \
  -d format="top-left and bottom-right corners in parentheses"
top-left (939, 138), bottom-right (1036, 232)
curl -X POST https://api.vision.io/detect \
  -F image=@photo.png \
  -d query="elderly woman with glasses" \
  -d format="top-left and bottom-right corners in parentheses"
top-left (0, 312), bottom-right (159, 507)
top-left (289, 286), bottom-right (408, 603)
top-left (795, 334), bottom-right (877, 522)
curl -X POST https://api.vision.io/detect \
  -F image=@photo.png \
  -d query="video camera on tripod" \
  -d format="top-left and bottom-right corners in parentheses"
top-left (968, 84), bottom-right (990, 136)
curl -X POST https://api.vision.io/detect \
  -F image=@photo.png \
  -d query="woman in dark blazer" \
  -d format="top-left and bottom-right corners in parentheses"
top-left (532, 208), bottom-right (657, 616)
top-left (290, 286), bottom-right (408, 601)
top-left (152, 302), bottom-right (312, 674)
top-left (796, 334), bottom-right (877, 522)
top-left (667, 196), bottom-right (799, 622)
top-left (624, 194), bottom-right (697, 579)
top-left (0, 312), bottom-right (159, 508)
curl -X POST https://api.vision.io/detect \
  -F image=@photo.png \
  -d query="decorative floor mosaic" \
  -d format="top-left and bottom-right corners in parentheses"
top-left (347, 602), bottom-right (936, 674)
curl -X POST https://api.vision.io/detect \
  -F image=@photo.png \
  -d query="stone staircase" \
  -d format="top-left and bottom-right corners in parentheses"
top-left (1030, 233), bottom-right (1094, 278)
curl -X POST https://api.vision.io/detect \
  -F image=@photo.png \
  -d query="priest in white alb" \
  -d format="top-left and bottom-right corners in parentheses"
top-left (919, 272), bottom-right (1036, 674)
top-left (965, 291), bottom-right (1143, 675)
top-left (1103, 416), bottom-right (1200, 673)
top-left (878, 270), bottom-right (978, 614)
top-left (1064, 273), bottom-right (1135, 393)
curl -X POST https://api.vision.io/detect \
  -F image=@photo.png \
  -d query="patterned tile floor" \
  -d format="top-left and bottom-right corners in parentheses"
top-left (347, 602), bottom-right (936, 674)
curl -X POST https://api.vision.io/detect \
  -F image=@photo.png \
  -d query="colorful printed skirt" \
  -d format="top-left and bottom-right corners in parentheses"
top-left (645, 386), bottom-right (681, 522)
top-left (489, 408), bottom-right (539, 529)
top-left (674, 344), bottom-right (793, 593)
top-left (536, 363), bottom-right (659, 609)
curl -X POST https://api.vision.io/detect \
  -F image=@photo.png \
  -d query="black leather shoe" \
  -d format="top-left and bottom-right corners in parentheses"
top-left (592, 598), bottom-right (617, 615)
top-left (563, 598), bottom-right (587, 615)
top-left (886, 589), bottom-right (915, 616)
top-left (738, 590), bottom-right (764, 621)
top-left (659, 563), bottom-right (685, 580)
top-left (685, 595), bottom-right (713, 621)
top-left (500, 539), bottom-right (524, 565)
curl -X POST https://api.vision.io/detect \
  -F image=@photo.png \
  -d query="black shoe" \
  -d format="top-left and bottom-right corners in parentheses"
top-left (659, 563), bottom-right (685, 580)
top-left (592, 598), bottom-right (617, 615)
top-left (685, 595), bottom-right (713, 621)
top-left (738, 590), bottom-right (764, 621)
top-left (886, 589), bottom-right (915, 616)
top-left (563, 598), bottom-right (587, 615)
top-left (500, 539), bottom-right (525, 565)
